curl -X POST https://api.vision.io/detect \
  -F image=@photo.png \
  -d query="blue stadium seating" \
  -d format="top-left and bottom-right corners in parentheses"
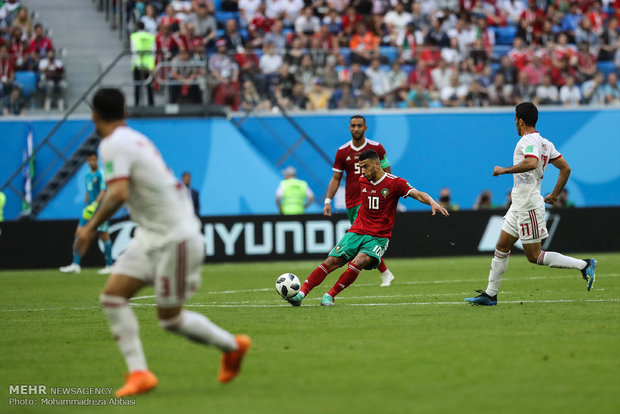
top-left (597, 61), bottom-right (618, 76)
top-left (215, 11), bottom-right (240, 24)
top-left (380, 46), bottom-right (398, 64)
top-left (14, 71), bottom-right (37, 97)
top-left (492, 44), bottom-right (511, 60)
top-left (494, 26), bottom-right (517, 45)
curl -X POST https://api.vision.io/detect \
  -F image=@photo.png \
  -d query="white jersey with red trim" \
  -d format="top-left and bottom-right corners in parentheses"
top-left (99, 126), bottom-right (200, 249)
top-left (510, 131), bottom-right (561, 211)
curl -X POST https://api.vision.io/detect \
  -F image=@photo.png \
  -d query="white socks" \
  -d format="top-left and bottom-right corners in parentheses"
top-left (538, 251), bottom-right (587, 270)
top-left (159, 310), bottom-right (237, 353)
top-left (100, 294), bottom-right (148, 372)
top-left (486, 249), bottom-right (510, 297)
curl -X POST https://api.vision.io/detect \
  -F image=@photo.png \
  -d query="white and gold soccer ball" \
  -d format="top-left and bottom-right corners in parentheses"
top-left (275, 273), bottom-right (301, 299)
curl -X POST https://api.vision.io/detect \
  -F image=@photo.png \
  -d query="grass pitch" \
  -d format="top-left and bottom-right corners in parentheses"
top-left (2, 253), bottom-right (619, 414)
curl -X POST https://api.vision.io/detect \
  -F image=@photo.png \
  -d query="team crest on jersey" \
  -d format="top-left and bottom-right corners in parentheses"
top-left (105, 161), bottom-right (114, 175)
top-left (381, 188), bottom-right (389, 197)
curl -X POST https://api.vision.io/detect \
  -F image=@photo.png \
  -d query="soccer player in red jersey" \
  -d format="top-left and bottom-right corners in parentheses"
top-left (288, 149), bottom-right (449, 306)
top-left (323, 115), bottom-right (397, 286)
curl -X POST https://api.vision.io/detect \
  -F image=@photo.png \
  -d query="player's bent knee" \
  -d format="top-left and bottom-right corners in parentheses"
top-left (158, 312), bottom-right (183, 332)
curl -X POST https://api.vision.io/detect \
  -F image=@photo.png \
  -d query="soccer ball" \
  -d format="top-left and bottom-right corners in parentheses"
top-left (275, 273), bottom-right (301, 299)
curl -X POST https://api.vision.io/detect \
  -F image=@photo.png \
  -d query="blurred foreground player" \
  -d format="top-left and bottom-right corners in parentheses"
top-left (323, 115), bottom-right (397, 286)
top-left (466, 102), bottom-right (596, 306)
top-left (288, 149), bottom-right (449, 306)
top-left (59, 151), bottom-right (114, 274)
top-left (75, 88), bottom-right (250, 397)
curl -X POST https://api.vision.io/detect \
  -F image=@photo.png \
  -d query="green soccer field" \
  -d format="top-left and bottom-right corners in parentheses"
top-left (2, 253), bottom-right (619, 414)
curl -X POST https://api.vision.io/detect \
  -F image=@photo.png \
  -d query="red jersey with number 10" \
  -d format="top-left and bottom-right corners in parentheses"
top-left (333, 139), bottom-right (389, 208)
top-left (349, 173), bottom-right (412, 238)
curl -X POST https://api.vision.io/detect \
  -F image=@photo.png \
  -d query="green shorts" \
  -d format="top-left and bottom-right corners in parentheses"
top-left (347, 204), bottom-right (361, 225)
top-left (328, 232), bottom-right (390, 270)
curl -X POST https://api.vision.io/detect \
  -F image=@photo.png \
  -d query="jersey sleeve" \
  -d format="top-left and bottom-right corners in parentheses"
top-left (333, 148), bottom-right (345, 173)
top-left (549, 141), bottom-right (562, 161)
top-left (521, 137), bottom-right (541, 160)
top-left (396, 177), bottom-right (414, 198)
top-left (377, 144), bottom-right (390, 169)
top-left (99, 139), bottom-right (132, 183)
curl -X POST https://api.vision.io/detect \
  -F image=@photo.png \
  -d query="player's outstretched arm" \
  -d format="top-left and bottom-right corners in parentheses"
top-left (492, 157), bottom-right (537, 176)
top-left (407, 188), bottom-right (449, 216)
top-left (544, 156), bottom-right (571, 205)
top-left (75, 180), bottom-right (129, 254)
top-left (323, 171), bottom-right (343, 216)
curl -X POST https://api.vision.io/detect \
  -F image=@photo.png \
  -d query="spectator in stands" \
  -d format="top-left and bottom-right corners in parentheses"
top-left (458, 59), bottom-right (475, 87)
top-left (188, 1), bottom-right (217, 47)
top-left (276, 62), bottom-right (296, 98)
top-left (576, 40), bottom-right (598, 83)
top-left (169, 49), bottom-right (203, 104)
top-left (384, 2), bottom-right (412, 41)
top-left (321, 57), bottom-right (340, 89)
top-left (500, 0), bottom-right (526, 24)
top-left (522, 53), bottom-right (545, 85)
top-left (306, 78), bottom-right (331, 110)
top-left (424, 15), bottom-right (450, 49)
top-left (2, 85), bottom-right (24, 116)
top-left (349, 21), bottom-right (380, 65)
top-left (294, 53), bottom-right (316, 92)
top-left (441, 73), bottom-right (467, 107)
top-left (387, 60), bottom-right (408, 96)
top-left (512, 71), bottom-right (536, 104)
top-left (365, 57), bottom-right (389, 97)
top-left (599, 16), bottom-right (619, 61)
top-left (508, 37), bottom-right (530, 71)
top-left (582, 71), bottom-right (607, 104)
top-left (295, 7), bottom-right (321, 39)
top-left (0, 0), bottom-right (20, 27)
top-left (264, 19), bottom-right (287, 53)
top-left (265, 0), bottom-right (283, 20)
top-left (473, 190), bottom-right (493, 210)
top-left (0, 44), bottom-right (15, 98)
top-left (441, 36), bottom-right (464, 64)
top-left (156, 23), bottom-right (179, 63)
top-left (406, 82), bottom-right (430, 107)
top-left (357, 79), bottom-right (378, 108)
top-left (469, 38), bottom-right (489, 71)
top-left (535, 73), bottom-right (559, 105)
top-left (437, 187), bottom-right (458, 211)
top-left (430, 58), bottom-right (454, 91)
top-left (130, 21), bottom-right (156, 107)
top-left (209, 39), bottom-right (240, 109)
top-left (408, 58), bottom-right (433, 90)
top-left (289, 81), bottom-right (309, 109)
top-left (221, 0), bottom-right (240, 12)
top-left (8, 27), bottom-right (27, 70)
top-left (560, 74), bottom-right (582, 105)
top-left (280, 0), bottom-right (304, 27)
top-left (308, 36), bottom-right (329, 69)
top-left (497, 55), bottom-right (518, 85)
top-left (587, 0), bottom-right (605, 36)
top-left (575, 14), bottom-right (601, 54)
top-left (222, 19), bottom-right (246, 53)
top-left (11, 6), bottom-right (31, 39)
top-left (140, 4), bottom-right (159, 35)
top-left (39, 48), bottom-right (66, 111)
top-left (551, 188), bottom-right (575, 208)
top-left (259, 41), bottom-right (283, 87)
top-left (348, 62), bottom-right (367, 95)
top-left (248, 2), bottom-right (274, 47)
top-left (466, 79), bottom-right (490, 107)
top-left (409, 1), bottom-right (429, 32)
top-left (488, 72), bottom-right (513, 106)
top-left (241, 79), bottom-right (271, 111)
top-left (235, 45), bottom-right (260, 83)
top-left (475, 16), bottom-right (495, 56)
top-left (603, 72), bottom-right (620, 104)
top-left (29, 23), bottom-right (54, 58)
top-left (239, 0), bottom-right (262, 27)
top-left (170, 0), bottom-right (194, 22)
top-left (330, 82), bottom-right (357, 108)
top-left (181, 171), bottom-right (200, 216)
top-left (160, 3), bottom-right (182, 32)
top-left (561, 2), bottom-right (582, 42)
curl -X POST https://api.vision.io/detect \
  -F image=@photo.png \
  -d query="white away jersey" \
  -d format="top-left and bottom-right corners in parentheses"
top-left (511, 131), bottom-right (561, 211)
top-left (99, 126), bottom-right (200, 248)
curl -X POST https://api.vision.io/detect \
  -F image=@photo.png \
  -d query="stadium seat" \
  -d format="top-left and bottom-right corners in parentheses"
top-left (380, 46), bottom-right (398, 64)
top-left (597, 61), bottom-right (618, 76)
top-left (215, 11), bottom-right (240, 24)
top-left (492, 45), bottom-right (511, 60)
top-left (494, 26), bottom-right (517, 45)
top-left (14, 71), bottom-right (37, 97)
top-left (339, 48), bottom-right (350, 64)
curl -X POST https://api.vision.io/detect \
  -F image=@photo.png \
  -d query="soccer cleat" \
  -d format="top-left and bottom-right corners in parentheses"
top-left (581, 258), bottom-right (597, 291)
top-left (320, 293), bottom-right (335, 306)
top-left (465, 290), bottom-right (497, 306)
top-left (97, 266), bottom-right (113, 275)
top-left (218, 334), bottom-right (251, 384)
top-left (287, 292), bottom-right (304, 307)
top-left (380, 270), bottom-right (395, 287)
top-left (59, 263), bottom-right (81, 273)
top-left (115, 370), bottom-right (158, 398)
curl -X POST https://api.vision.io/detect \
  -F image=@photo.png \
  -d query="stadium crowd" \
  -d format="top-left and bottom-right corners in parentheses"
top-left (0, 0), bottom-right (66, 115)
top-left (127, 0), bottom-right (620, 110)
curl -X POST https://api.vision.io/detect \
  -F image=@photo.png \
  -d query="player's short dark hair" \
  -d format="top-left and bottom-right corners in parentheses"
top-left (136, 21), bottom-right (145, 30)
top-left (181, 171), bottom-right (190, 177)
top-left (86, 151), bottom-right (98, 158)
top-left (515, 102), bottom-right (538, 127)
top-left (359, 149), bottom-right (380, 162)
top-left (93, 88), bottom-right (126, 122)
top-left (350, 115), bottom-right (366, 124)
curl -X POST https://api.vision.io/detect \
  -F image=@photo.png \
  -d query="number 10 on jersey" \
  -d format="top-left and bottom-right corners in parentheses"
top-left (368, 196), bottom-right (379, 210)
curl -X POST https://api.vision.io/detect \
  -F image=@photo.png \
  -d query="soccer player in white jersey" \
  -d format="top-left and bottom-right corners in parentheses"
top-left (465, 102), bottom-right (597, 306)
top-left (75, 88), bottom-right (250, 397)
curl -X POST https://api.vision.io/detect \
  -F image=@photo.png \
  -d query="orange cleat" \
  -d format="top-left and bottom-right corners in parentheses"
top-left (218, 334), bottom-right (251, 384)
top-left (115, 370), bottom-right (158, 398)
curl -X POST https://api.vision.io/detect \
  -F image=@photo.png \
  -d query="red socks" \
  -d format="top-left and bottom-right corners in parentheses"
top-left (328, 263), bottom-right (361, 298)
top-left (301, 263), bottom-right (330, 295)
top-left (377, 258), bottom-right (387, 273)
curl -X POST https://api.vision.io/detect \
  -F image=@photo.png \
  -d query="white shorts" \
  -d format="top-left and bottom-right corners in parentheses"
top-left (502, 206), bottom-right (548, 245)
top-left (112, 234), bottom-right (205, 307)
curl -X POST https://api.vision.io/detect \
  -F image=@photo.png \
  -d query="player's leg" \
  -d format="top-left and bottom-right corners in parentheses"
top-left (287, 255), bottom-right (345, 306)
top-left (100, 241), bottom-right (156, 397)
top-left (155, 235), bottom-right (250, 384)
top-left (59, 219), bottom-right (88, 273)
